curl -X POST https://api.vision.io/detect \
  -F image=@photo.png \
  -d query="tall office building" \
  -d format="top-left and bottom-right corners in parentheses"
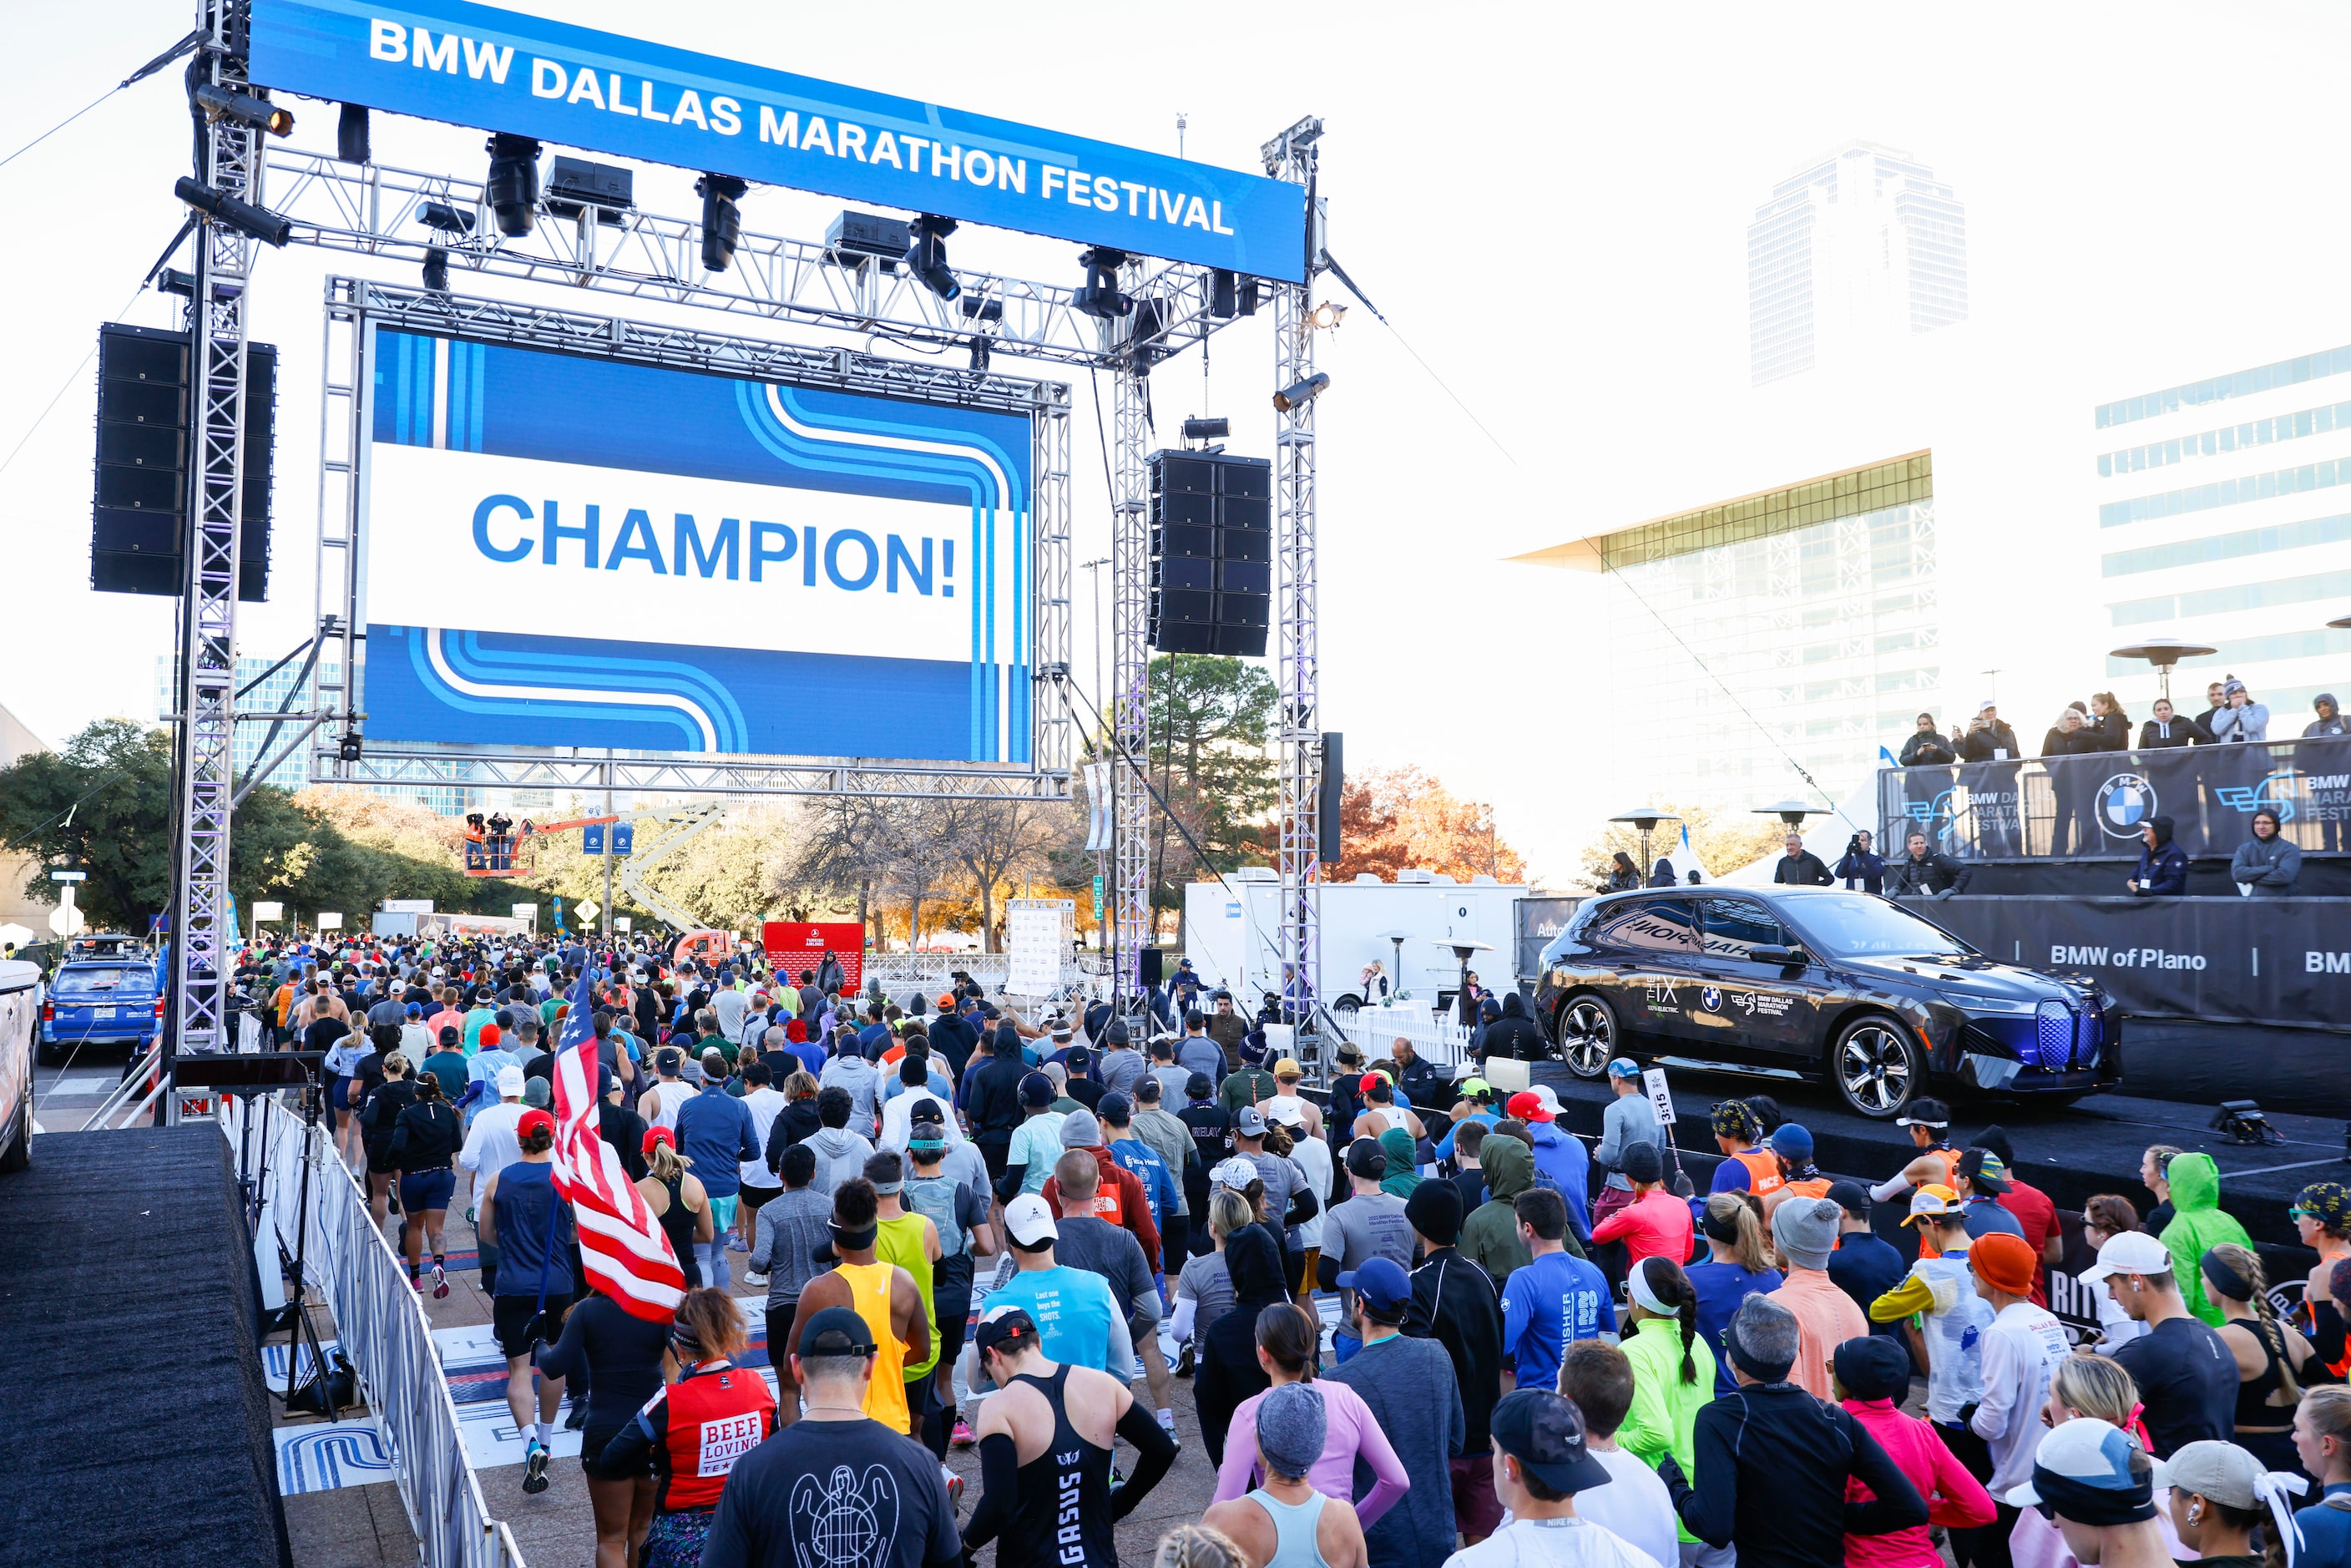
top-left (153, 654), bottom-right (473, 816)
top-left (1749, 142), bottom-right (1968, 387)
top-left (1512, 452), bottom-right (1940, 806)
top-left (2094, 344), bottom-right (2351, 723)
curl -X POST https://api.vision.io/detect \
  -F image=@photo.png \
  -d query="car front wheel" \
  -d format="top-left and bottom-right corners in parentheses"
top-left (1556, 994), bottom-right (1620, 1080)
top-left (1832, 1015), bottom-right (1921, 1118)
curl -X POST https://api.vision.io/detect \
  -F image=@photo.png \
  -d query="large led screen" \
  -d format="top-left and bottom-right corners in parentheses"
top-left (359, 330), bottom-right (1034, 762)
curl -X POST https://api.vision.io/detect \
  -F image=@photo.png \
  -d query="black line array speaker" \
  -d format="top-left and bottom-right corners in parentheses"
top-left (1147, 448), bottom-right (1272, 656)
top-left (90, 323), bottom-right (276, 600)
top-left (1318, 731), bottom-right (1343, 863)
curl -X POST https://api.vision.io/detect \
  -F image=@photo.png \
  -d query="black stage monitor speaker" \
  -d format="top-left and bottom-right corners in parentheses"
top-left (1146, 448), bottom-right (1273, 656)
top-left (90, 323), bottom-right (276, 601)
top-left (1140, 946), bottom-right (1165, 986)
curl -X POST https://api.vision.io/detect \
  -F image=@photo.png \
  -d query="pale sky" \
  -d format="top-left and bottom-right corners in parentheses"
top-left (6, 1), bottom-right (2349, 886)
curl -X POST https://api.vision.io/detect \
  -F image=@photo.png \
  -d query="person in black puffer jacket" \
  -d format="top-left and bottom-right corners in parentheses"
top-left (1478, 991), bottom-right (1548, 1065)
top-left (1193, 1221), bottom-right (1290, 1467)
top-left (1884, 831), bottom-right (1973, 898)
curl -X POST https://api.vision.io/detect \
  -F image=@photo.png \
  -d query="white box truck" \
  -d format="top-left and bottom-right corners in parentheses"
top-left (1181, 869), bottom-right (1528, 1014)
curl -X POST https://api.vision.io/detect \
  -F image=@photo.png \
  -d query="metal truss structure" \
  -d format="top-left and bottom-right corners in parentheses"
top-left (1106, 272), bottom-right (1153, 1009)
top-left (163, 4), bottom-right (262, 1092)
top-left (265, 149), bottom-right (1234, 372)
top-left (1264, 120), bottom-right (1326, 1051)
top-left (157, 20), bottom-right (1327, 1075)
top-left (306, 276), bottom-right (1078, 800)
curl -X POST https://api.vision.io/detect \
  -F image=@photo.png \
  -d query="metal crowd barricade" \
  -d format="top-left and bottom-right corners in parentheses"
top-left (224, 1095), bottom-right (525, 1568)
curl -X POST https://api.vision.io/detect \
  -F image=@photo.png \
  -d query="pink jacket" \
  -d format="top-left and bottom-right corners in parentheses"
top-left (1214, 1378), bottom-right (1408, 1529)
top-left (1840, 1397), bottom-right (1996, 1568)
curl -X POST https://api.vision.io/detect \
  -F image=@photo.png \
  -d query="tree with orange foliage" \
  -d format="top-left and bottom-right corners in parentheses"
top-left (1322, 766), bottom-right (1529, 883)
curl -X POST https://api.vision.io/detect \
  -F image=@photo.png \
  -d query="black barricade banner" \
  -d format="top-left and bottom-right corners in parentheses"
top-left (1879, 733), bottom-right (2351, 862)
top-left (1515, 897), bottom-right (1584, 983)
top-left (1914, 894), bottom-right (2351, 1026)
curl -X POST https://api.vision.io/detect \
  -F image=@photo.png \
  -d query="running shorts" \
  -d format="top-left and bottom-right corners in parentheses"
top-left (398, 1166), bottom-right (455, 1212)
top-left (493, 1292), bottom-right (574, 1359)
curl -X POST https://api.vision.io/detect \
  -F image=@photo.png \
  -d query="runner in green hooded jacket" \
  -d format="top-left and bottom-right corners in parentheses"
top-left (2158, 1151), bottom-right (2253, 1326)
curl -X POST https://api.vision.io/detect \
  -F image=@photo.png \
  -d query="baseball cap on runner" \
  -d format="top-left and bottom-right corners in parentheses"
top-left (1893, 1098), bottom-right (1949, 1129)
top-left (1605, 1058), bottom-right (1641, 1080)
top-left (1489, 1388), bottom-right (1614, 1496)
top-left (973, 1304), bottom-right (1039, 1358)
top-left (1004, 1193), bottom-right (1059, 1247)
top-left (2004, 1418), bottom-right (2158, 1523)
top-left (1904, 1184), bottom-right (1963, 1226)
top-left (1211, 1156), bottom-right (1261, 1192)
top-left (797, 1305), bottom-right (880, 1358)
top-left (2080, 1229), bottom-right (2172, 1286)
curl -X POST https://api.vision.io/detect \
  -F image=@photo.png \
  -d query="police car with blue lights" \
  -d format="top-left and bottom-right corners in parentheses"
top-left (1530, 888), bottom-right (2121, 1118)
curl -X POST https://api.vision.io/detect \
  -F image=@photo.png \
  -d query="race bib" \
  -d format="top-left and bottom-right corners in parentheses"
top-left (697, 1411), bottom-right (763, 1476)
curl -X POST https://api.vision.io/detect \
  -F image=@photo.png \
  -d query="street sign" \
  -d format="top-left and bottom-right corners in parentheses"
top-left (576, 899), bottom-right (604, 924)
top-left (1641, 1067), bottom-right (1676, 1126)
top-left (1091, 875), bottom-right (1104, 921)
top-left (584, 825), bottom-right (605, 856)
top-left (511, 903), bottom-right (538, 918)
top-left (614, 917), bottom-right (633, 932)
top-left (47, 903), bottom-right (85, 936)
top-left (48, 870), bottom-right (87, 883)
top-left (317, 912), bottom-right (345, 930)
top-left (252, 901), bottom-right (283, 922)
top-left (613, 824), bottom-right (635, 856)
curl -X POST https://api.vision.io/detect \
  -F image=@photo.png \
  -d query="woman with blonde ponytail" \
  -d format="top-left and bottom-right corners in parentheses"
top-left (1687, 1193), bottom-right (1782, 1396)
top-left (2009, 1356), bottom-right (2196, 1568)
top-left (2204, 1242), bottom-right (2313, 1475)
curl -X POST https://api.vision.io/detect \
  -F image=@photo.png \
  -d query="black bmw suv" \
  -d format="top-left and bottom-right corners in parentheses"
top-left (1530, 887), bottom-right (2121, 1118)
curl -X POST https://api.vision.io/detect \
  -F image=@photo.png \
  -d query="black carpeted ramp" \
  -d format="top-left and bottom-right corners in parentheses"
top-left (0, 1126), bottom-right (290, 1568)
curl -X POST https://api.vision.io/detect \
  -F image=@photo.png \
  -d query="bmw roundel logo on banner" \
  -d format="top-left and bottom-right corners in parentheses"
top-left (2098, 773), bottom-right (2158, 836)
top-left (1701, 987), bottom-right (1722, 1011)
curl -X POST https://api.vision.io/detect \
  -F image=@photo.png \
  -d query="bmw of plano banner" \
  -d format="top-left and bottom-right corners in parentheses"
top-left (1879, 735), bottom-right (2351, 861)
top-left (1912, 895), bottom-right (2351, 1029)
top-left (246, 0), bottom-right (1306, 282)
top-left (359, 329), bottom-right (1033, 762)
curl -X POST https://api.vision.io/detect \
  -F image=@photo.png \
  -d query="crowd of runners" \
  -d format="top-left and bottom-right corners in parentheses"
top-left (235, 931), bottom-right (2351, 1568)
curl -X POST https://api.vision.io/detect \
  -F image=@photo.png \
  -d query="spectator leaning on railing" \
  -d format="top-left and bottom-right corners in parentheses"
top-left (1885, 832), bottom-right (1972, 898)
top-left (1899, 711), bottom-right (1958, 766)
top-left (2230, 808), bottom-right (2301, 897)
top-left (2207, 677), bottom-right (2270, 743)
top-left (2138, 697), bottom-right (2212, 749)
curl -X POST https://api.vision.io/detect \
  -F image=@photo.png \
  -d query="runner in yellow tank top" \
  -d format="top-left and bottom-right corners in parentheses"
top-left (836, 1259), bottom-right (910, 1429)
top-left (781, 1179), bottom-right (930, 1436)
top-left (872, 1158), bottom-right (943, 1383)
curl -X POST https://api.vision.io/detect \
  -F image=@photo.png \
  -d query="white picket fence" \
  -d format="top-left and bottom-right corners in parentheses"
top-left (860, 952), bottom-right (1105, 1005)
top-left (1332, 1002), bottom-right (1477, 1070)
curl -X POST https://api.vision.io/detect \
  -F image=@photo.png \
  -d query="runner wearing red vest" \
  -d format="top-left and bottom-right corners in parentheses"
top-left (600, 1287), bottom-right (777, 1566)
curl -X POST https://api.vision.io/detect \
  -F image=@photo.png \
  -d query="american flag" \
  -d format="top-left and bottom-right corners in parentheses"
top-left (549, 971), bottom-right (686, 1321)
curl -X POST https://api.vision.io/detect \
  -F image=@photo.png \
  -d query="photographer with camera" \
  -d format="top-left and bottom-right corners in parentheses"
top-left (1833, 830), bottom-right (1886, 893)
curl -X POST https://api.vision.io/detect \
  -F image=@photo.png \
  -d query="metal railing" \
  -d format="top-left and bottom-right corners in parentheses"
top-left (859, 952), bottom-right (1105, 1002)
top-left (225, 1096), bottom-right (524, 1568)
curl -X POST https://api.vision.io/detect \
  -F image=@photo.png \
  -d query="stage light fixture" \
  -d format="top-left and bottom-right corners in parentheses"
top-left (193, 83), bottom-right (293, 138)
top-left (968, 336), bottom-right (991, 374)
top-left (1182, 417), bottom-right (1231, 442)
top-left (174, 176), bottom-right (291, 246)
top-left (1074, 246), bottom-right (1132, 319)
top-left (959, 295), bottom-right (1004, 324)
top-left (336, 104), bottom-right (370, 164)
top-left (416, 200), bottom-right (474, 235)
top-left (1309, 301), bottom-right (1348, 331)
top-left (483, 134), bottom-right (542, 237)
top-left (422, 245), bottom-right (449, 293)
top-left (695, 174), bottom-right (747, 272)
top-left (1272, 372), bottom-right (1330, 412)
top-left (156, 268), bottom-right (196, 299)
top-left (905, 215), bottom-right (960, 301)
top-left (336, 732), bottom-right (364, 763)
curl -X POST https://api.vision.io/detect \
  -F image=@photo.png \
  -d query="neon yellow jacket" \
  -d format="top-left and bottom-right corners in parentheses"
top-left (1615, 1313), bottom-right (1719, 1544)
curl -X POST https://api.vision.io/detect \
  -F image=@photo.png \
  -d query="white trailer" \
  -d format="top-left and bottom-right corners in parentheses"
top-left (1181, 869), bottom-right (1529, 1012)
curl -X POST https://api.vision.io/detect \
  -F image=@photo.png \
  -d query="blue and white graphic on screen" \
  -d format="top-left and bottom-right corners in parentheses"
top-left (360, 330), bottom-right (1033, 762)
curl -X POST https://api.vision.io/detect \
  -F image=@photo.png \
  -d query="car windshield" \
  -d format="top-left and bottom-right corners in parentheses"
top-left (54, 966), bottom-right (139, 995)
top-left (1787, 896), bottom-right (1973, 959)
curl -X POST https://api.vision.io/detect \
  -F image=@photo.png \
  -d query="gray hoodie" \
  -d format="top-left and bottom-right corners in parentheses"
top-left (2230, 832), bottom-right (2302, 896)
top-left (819, 1055), bottom-right (879, 1132)
top-left (803, 1125), bottom-right (875, 1195)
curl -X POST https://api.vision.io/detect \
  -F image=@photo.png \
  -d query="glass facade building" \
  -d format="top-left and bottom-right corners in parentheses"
top-left (1748, 143), bottom-right (1968, 387)
top-left (1592, 453), bottom-right (1940, 803)
top-left (2094, 346), bottom-right (2351, 721)
top-left (153, 654), bottom-right (474, 816)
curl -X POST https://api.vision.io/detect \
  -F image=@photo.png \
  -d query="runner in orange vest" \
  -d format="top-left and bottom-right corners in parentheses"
top-left (1856, 1098), bottom-right (1963, 1248)
top-left (1759, 1123), bottom-right (1833, 1222)
top-left (1708, 1100), bottom-right (1785, 1200)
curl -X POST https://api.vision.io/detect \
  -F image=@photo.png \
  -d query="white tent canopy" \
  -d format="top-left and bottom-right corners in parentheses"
top-left (1715, 756), bottom-right (1886, 886)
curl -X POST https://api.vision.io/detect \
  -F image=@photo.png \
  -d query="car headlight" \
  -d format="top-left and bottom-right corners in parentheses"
top-left (1938, 993), bottom-right (2036, 1014)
